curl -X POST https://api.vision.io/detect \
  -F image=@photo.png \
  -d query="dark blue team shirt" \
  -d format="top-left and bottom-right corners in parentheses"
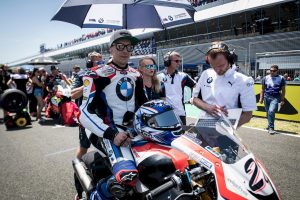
top-left (262, 75), bottom-right (286, 97)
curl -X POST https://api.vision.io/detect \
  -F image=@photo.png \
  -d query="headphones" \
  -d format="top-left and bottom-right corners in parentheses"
top-left (163, 51), bottom-right (172, 67)
top-left (206, 42), bottom-right (237, 65)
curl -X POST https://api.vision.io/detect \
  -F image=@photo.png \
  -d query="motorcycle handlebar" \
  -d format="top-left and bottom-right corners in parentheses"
top-left (145, 175), bottom-right (182, 200)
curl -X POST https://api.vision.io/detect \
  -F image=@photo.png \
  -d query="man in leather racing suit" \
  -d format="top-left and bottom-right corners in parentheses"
top-left (78, 30), bottom-right (147, 200)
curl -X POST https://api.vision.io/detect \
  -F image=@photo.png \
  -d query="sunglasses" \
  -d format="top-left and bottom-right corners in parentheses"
top-left (113, 43), bottom-right (134, 52)
top-left (172, 60), bottom-right (182, 63)
top-left (144, 64), bottom-right (158, 70)
top-left (270, 70), bottom-right (277, 72)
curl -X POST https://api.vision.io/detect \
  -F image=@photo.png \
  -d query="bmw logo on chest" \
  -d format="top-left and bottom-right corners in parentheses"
top-left (116, 77), bottom-right (134, 101)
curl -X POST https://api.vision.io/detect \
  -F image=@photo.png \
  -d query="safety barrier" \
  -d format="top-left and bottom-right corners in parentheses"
top-left (253, 83), bottom-right (300, 122)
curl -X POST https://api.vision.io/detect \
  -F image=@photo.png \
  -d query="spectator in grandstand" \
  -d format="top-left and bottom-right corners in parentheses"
top-left (191, 42), bottom-right (256, 127)
top-left (138, 56), bottom-right (166, 100)
top-left (71, 53), bottom-right (103, 160)
top-left (0, 64), bottom-right (11, 93)
top-left (158, 51), bottom-right (196, 125)
top-left (259, 65), bottom-right (286, 134)
top-left (31, 68), bottom-right (45, 123)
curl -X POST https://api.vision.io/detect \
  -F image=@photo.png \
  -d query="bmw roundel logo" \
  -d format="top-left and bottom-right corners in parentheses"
top-left (98, 18), bottom-right (104, 23)
top-left (168, 16), bottom-right (173, 21)
top-left (207, 77), bottom-right (213, 83)
top-left (116, 77), bottom-right (134, 101)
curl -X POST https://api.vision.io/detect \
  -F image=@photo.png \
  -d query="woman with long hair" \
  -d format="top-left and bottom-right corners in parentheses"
top-left (31, 68), bottom-right (45, 122)
top-left (138, 57), bottom-right (165, 100)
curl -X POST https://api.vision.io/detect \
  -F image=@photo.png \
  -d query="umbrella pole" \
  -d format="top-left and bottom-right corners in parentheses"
top-left (123, 4), bottom-right (127, 29)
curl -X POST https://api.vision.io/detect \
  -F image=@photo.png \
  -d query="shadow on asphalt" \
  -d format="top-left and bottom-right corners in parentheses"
top-left (38, 118), bottom-right (59, 126)
top-left (4, 126), bottom-right (33, 131)
top-left (276, 129), bottom-right (298, 135)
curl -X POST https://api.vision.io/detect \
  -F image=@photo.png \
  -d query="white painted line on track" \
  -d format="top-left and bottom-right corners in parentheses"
top-left (45, 147), bottom-right (76, 157)
top-left (243, 126), bottom-right (300, 138)
top-left (52, 124), bottom-right (66, 128)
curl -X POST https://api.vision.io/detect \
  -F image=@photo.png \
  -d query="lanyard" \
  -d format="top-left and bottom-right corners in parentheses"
top-left (143, 85), bottom-right (153, 100)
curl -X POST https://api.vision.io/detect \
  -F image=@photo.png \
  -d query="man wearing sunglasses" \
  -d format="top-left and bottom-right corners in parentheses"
top-left (158, 51), bottom-right (196, 125)
top-left (77, 30), bottom-right (147, 200)
top-left (259, 65), bottom-right (286, 134)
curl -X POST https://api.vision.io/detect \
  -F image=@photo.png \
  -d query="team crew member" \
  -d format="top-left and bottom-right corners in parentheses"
top-left (191, 42), bottom-right (256, 127)
top-left (78, 30), bottom-right (147, 199)
top-left (259, 65), bottom-right (286, 134)
top-left (45, 65), bottom-right (70, 92)
top-left (158, 51), bottom-right (196, 125)
top-left (71, 52), bottom-right (104, 159)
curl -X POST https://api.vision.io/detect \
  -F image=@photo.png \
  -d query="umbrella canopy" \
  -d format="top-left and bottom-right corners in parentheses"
top-left (20, 64), bottom-right (34, 72)
top-left (51, 0), bottom-right (195, 29)
top-left (27, 57), bottom-right (60, 65)
top-left (60, 0), bottom-right (195, 10)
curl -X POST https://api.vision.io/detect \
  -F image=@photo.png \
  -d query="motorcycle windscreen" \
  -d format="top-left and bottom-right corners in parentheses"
top-left (147, 110), bottom-right (181, 129)
top-left (194, 117), bottom-right (249, 164)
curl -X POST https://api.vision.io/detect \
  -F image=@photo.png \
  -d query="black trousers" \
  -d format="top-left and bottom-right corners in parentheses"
top-left (179, 116), bottom-right (186, 125)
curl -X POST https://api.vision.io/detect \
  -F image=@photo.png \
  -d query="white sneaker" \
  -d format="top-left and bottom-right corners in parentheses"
top-left (268, 128), bottom-right (276, 135)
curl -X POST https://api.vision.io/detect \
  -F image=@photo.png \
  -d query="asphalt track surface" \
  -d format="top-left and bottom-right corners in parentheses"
top-left (0, 117), bottom-right (299, 200)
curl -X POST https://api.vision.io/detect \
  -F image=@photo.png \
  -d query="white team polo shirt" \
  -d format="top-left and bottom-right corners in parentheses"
top-left (192, 67), bottom-right (257, 112)
top-left (158, 70), bottom-right (195, 116)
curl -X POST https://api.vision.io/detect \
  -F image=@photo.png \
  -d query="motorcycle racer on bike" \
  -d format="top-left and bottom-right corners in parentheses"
top-left (78, 30), bottom-right (147, 200)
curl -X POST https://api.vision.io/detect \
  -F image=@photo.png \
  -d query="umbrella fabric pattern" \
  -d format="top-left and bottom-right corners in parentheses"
top-left (52, 0), bottom-right (195, 29)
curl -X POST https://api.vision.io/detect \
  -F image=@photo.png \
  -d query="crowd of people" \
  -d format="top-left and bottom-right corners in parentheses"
top-left (0, 29), bottom-right (288, 200)
top-left (255, 71), bottom-right (300, 82)
top-left (189, 0), bottom-right (220, 7)
top-left (0, 63), bottom-right (70, 123)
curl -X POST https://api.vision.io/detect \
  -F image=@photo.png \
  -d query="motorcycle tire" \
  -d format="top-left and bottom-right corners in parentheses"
top-left (0, 89), bottom-right (28, 113)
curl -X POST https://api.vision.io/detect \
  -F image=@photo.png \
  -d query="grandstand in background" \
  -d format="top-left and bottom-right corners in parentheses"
top-left (8, 0), bottom-right (300, 80)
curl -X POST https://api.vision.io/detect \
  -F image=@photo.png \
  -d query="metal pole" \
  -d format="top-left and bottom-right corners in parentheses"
top-left (181, 56), bottom-right (183, 72)
top-left (248, 42), bottom-right (251, 76)
top-left (157, 51), bottom-right (160, 71)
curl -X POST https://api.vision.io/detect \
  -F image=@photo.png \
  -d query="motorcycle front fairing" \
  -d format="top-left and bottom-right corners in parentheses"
top-left (171, 110), bottom-right (281, 200)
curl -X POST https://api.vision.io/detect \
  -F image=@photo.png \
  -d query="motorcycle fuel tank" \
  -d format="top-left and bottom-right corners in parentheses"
top-left (131, 142), bottom-right (188, 189)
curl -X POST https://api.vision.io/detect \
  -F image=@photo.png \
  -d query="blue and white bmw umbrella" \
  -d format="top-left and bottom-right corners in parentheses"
top-left (52, 0), bottom-right (195, 29)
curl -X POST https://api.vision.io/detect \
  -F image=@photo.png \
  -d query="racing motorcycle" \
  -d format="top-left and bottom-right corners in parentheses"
top-left (45, 80), bottom-right (79, 126)
top-left (73, 100), bottom-right (281, 200)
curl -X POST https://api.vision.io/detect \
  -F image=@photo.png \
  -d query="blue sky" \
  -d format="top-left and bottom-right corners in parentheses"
top-left (0, 0), bottom-right (95, 64)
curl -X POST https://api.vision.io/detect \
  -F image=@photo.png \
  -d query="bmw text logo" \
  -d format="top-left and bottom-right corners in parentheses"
top-left (207, 77), bottom-right (213, 83)
top-left (116, 77), bottom-right (134, 101)
top-left (168, 16), bottom-right (173, 21)
top-left (98, 18), bottom-right (104, 23)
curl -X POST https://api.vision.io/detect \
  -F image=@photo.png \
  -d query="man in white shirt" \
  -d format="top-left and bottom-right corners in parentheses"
top-left (191, 42), bottom-right (256, 127)
top-left (158, 51), bottom-right (196, 125)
